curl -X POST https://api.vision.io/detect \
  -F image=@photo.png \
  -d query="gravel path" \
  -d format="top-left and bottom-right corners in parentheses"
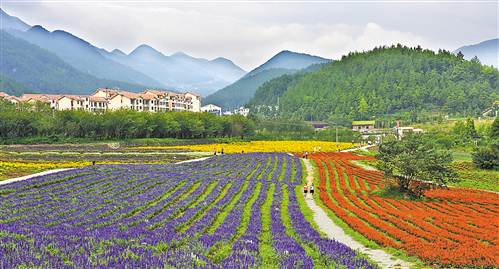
top-left (302, 158), bottom-right (413, 269)
top-left (0, 169), bottom-right (74, 186)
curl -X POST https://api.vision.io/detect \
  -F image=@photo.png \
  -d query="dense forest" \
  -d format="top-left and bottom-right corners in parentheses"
top-left (249, 45), bottom-right (499, 121)
top-left (0, 100), bottom-right (255, 142)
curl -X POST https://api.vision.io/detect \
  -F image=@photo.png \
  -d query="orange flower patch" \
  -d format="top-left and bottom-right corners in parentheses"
top-left (309, 152), bottom-right (499, 267)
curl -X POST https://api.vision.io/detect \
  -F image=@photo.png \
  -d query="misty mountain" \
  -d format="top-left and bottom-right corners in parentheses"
top-left (204, 50), bottom-right (331, 109)
top-left (0, 8), bottom-right (30, 31)
top-left (246, 50), bottom-right (330, 77)
top-left (12, 25), bottom-right (163, 87)
top-left (0, 31), bottom-right (149, 95)
top-left (101, 45), bottom-right (247, 96)
top-left (1, 8), bottom-right (247, 96)
top-left (455, 38), bottom-right (498, 67)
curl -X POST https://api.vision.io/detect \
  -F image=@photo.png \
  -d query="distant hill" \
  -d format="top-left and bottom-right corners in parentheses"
top-left (204, 50), bottom-right (330, 109)
top-left (204, 68), bottom-right (296, 110)
top-left (247, 50), bottom-right (330, 77)
top-left (455, 38), bottom-right (498, 67)
top-left (250, 45), bottom-right (499, 120)
top-left (102, 45), bottom-right (246, 96)
top-left (0, 31), bottom-right (148, 95)
top-left (1, 9), bottom-right (246, 96)
top-left (0, 8), bottom-right (30, 31)
top-left (12, 25), bottom-right (163, 87)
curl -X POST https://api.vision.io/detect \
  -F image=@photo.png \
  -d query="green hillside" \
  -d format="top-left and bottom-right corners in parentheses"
top-left (0, 31), bottom-right (149, 95)
top-left (203, 68), bottom-right (296, 109)
top-left (250, 45), bottom-right (499, 120)
top-left (0, 75), bottom-right (32, 96)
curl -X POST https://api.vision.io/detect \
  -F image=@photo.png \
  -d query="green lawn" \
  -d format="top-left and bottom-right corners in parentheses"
top-left (451, 162), bottom-right (499, 192)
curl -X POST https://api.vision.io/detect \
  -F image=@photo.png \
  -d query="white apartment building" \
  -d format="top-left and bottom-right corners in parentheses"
top-left (4, 88), bottom-right (202, 113)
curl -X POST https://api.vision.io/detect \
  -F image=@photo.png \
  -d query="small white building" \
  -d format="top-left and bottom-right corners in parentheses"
top-left (201, 104), bottom-right (222, 116)
top-left (394, 126), bottom-right (424, 140)
top-left (234, 107), bottom-right (250, 117)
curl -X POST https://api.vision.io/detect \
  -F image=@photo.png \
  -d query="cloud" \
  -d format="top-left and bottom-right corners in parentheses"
top-left (2, 2), bottom-right (496, 70)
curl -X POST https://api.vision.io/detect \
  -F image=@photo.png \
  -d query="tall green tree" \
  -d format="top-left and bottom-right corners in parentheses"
top-left (377, 134), bottom-right (458, 196)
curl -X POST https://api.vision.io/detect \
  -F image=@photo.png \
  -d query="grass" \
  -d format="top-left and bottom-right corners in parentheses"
top-left (451, 150), bottom-right (472, 162)
top-left (259, 183), bottom-right (279, 267)
top-left (450, 162), bottom-right (499, 192)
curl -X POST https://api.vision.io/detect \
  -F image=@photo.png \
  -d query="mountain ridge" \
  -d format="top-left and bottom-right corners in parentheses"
top-left (204, 50), bottom-right (331, 109)
top-left (455, 38), bottom-right (498, 67)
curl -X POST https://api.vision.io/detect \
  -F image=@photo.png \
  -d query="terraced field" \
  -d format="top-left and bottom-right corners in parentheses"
top-left (0, 153), bottom-right (373, 268)
top-left (311, 152), bottom-right (499, 268)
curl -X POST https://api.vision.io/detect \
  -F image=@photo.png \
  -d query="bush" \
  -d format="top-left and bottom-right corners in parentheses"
top-left (472, 143), bottom-right (498, 170)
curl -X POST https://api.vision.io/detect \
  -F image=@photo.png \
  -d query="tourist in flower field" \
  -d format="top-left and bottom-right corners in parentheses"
top-left (304, 184), bottom-right (308, 196)
top-left (310, 184), bottom-right (315, 196)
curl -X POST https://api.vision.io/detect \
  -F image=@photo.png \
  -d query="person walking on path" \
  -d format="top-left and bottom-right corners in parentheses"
top-left (309, 184), bottom-right (315, 196)
top-left (221, 147), bottom-right (225, 155)
top-left (303, 184), bottom-right (308, 197)
top-left (305, 151), bottom-right (309, 159)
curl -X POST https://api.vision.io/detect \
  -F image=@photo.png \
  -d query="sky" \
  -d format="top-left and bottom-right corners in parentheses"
top-left (1, 0), bottom-right (498, 70)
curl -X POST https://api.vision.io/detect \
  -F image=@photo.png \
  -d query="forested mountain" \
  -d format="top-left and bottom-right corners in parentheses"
top-left (0, 75), bottom-right (31, 96)
top-left (0, 9), bottom-right (246, 96)
top-left (204, 69), bottom-right (296, 109)
top-left (250, 45), bottom-right (499, 121)
top-left (204, 50), bottom-right (330, 109)
top-left (102, 45), bottom-right (246, 96)
top-left (13, 26), bottom-right (163, 87)
top-left (455, 38), bottom-right (498, 67)
top-left (0, 31), bottom-right (148, 95)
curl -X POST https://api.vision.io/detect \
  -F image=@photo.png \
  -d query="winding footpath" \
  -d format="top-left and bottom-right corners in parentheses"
top-left (302, 158), bottom-right (413, 269)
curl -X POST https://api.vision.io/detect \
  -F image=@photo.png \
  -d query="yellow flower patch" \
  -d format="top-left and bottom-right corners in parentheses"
top-left (138, 141), bottom-right (355, 153)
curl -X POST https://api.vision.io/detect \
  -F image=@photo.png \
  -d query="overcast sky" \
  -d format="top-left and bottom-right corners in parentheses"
top-left (1, 0), bottom-right (497, 70)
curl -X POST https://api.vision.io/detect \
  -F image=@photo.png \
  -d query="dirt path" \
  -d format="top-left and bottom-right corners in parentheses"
top-left (302, 158), bottom-right (413, 269)
top-left (0, 169), bottom-right (74, 186)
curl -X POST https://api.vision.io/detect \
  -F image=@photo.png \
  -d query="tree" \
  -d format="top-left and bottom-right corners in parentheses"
top-left (377, 134), bottom-right (458, 196)
top-left (472, 142), bottom-right (498, 170)
top-left (491, 117), bottom-right (499, 139)
top-left (358, 97), bottom-right (368, 119)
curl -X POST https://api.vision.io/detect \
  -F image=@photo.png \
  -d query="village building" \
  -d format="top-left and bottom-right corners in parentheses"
top-left (201, 104), bottom-right (222, 116)
top-left (307, 121), bottom-right (330, 131)
top-left (352, 120), bottom-right (375, 132)
top-left (394, 126), bottom-right (424, 140)
top-left (0, 92), bottom-right (20, 104)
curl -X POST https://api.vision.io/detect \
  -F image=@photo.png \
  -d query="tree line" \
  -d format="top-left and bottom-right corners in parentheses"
top-left (0, 101), bottom-right (255, 142)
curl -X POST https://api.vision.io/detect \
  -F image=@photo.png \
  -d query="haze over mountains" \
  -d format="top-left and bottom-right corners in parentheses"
top-left (0, 9), bottom-right (246, 96)
top-left (455, 38), bottom-right (498, 67)
top-left (204, 51), bottom-right (330, 109)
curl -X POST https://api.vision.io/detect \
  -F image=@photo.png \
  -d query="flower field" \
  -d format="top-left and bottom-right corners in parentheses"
top-left (0, 153), bottom-right (373, 268)
top-left (310, 152), bottom-right (499, 267)
top-left (138, 141), bottom-right (355, 153)
top-left (0, 144), bottom-right (206, 181)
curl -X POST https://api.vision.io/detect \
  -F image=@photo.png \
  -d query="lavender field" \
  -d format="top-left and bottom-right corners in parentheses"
top-left (0, 153), bottom-right (373, 268)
